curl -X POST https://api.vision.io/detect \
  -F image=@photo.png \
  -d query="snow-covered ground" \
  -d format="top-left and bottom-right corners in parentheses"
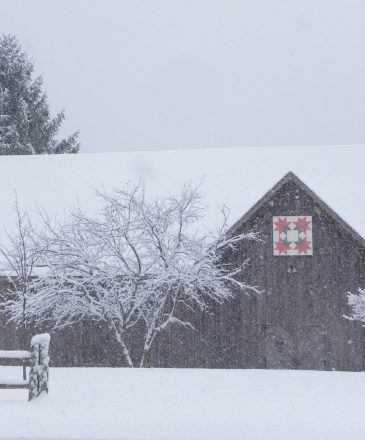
top-left (0, 367), bottom-right (364, 440)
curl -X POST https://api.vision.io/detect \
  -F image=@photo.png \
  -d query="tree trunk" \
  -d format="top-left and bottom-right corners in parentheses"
top-left (110, 324), bottom-right (134, 367)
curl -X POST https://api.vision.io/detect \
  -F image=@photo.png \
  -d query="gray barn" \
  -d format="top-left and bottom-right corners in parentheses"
top-left (148, 171), bottom-right (365, 371)
top-left (1, 172), bottom-right (364, 371)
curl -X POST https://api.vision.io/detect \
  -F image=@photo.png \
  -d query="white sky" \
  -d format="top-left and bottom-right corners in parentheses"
top-left (1, 0), bottom-right (365, 153)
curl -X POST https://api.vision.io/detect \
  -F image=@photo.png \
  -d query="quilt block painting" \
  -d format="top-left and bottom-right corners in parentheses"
top-left (273, 216), bottom-right (313, 256)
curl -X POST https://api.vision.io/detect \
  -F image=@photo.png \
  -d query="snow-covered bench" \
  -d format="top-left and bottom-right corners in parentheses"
top-left (0, 333), bottom-right (50, 401)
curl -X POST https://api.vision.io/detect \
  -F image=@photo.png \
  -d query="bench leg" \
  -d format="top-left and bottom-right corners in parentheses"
top-left (23, 365), bottom-right (26, 381)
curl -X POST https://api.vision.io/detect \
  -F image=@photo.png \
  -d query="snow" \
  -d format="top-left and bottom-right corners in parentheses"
top-left (30, 333), bottom-right (50, 347)
top-left (0, 145), bottom-right (364, 241)
top-left (0, 350), bottom-right (30, 359)
top-left (0, 367), bottom-right (365, 440)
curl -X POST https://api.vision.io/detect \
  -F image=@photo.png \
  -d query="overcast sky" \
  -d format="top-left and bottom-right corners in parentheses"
top-left (1, 0), bottom-right (364, 153)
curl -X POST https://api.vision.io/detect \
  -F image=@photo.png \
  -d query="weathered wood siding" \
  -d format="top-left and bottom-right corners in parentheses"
top-left (198, 178), bottom-right (365, 371)
top-left (150, 178), bottom-right (365, 371)
top-left (0, 176), bottom-right (364, 370)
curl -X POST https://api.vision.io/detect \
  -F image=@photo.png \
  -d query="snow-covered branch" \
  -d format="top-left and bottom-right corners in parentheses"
top-left (0, 198), bottom-right (46, 343)
top-left (3, 182), bottom-right (261, 367)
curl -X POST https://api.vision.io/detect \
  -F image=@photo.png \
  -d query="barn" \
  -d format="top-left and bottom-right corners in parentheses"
top-left (148, 171), bottom-right (365, 371)
top-left (0, 147), bottom-right (364, 371)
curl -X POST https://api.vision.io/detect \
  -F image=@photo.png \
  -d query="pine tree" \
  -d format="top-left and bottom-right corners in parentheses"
top-left (0, 35), bottom-right (80, 155)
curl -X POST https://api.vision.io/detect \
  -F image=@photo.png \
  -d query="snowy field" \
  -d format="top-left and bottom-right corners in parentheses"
top-left (0, 367), bottom-right (365, 440)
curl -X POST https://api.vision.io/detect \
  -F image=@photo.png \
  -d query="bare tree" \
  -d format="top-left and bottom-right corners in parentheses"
top-left (5, 183), bottom-right (260, 367)
top-left (0, 198), bottom-right (44, 345)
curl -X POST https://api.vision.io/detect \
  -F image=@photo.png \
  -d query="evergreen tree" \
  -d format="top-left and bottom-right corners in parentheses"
top-left (0, 35), bottom-right (80, 155)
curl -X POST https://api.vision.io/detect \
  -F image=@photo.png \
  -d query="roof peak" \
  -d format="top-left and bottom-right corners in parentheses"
top-left (227, 171), bottom-right (365, 248)
top-left (282, 171), bottom-right (302, 181)
top-left (273, 171), bottom-right (312, 192)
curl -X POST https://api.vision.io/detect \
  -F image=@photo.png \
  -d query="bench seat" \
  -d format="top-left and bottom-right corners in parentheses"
top-left (0, 351), bottom-right (31, 367)
top-left (0, 380), bottom-right (29, 389)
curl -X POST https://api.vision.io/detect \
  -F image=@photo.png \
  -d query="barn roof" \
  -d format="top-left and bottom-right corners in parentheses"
top-left (228, 171), bottom-right (365, 248)
top-left (0, 145), bottom-right (364, 242)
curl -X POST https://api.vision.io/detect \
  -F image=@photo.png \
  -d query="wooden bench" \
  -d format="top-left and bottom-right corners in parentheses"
top-left (0, 333), bottom-right (50, 400)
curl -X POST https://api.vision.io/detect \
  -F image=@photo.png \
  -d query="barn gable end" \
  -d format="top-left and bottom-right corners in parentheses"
top-left (228, 171), bottom-right (365, 249)
top-left (212, 171), bottom-right (365, 371)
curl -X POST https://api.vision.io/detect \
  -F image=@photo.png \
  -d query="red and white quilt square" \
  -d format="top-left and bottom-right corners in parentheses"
top-left (273, 216), bottom-right (313, 256)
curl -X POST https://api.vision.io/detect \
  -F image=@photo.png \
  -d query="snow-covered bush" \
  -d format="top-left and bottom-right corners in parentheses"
top-left (347, 288), bottom-right (365, 322)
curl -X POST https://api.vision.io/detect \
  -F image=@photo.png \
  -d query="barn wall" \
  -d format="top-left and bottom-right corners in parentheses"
top-left (213, 180), bottom-right (365, 371)
top-left (130, 179), bottom-right (365, 371)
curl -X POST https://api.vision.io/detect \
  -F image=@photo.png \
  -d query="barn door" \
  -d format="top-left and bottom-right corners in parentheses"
top-left (265, 326), bottom-right (297, 369)
top-left (266, 325), bottom-right (327, 370)
top-left (297, 326), bottom-right (326, 370)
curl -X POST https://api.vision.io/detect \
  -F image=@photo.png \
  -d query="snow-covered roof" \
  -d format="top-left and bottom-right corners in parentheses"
top-left (0, 145), bottom-right (364, 239)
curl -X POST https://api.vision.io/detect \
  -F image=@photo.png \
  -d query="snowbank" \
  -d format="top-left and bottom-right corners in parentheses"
top-left (0, 367), bottom-right (364, 440)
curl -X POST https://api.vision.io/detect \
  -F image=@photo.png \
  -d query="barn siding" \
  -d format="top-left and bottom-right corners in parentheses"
top-left (215, 179), bottom-right (365, 371)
